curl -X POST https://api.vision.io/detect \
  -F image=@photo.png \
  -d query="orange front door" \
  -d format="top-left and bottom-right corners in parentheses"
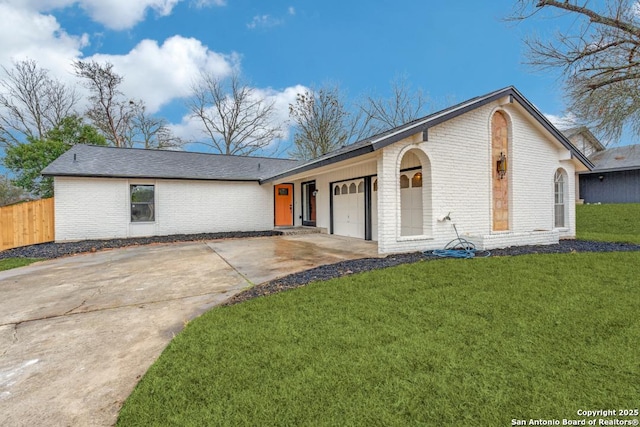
top-left (274, 184), bottom-right (293, 226)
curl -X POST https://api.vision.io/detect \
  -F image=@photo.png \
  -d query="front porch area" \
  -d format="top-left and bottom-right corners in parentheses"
top-left (275, 226), bottom-right (327, 236)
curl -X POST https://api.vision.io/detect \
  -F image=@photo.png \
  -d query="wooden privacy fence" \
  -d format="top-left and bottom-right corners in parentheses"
top-left (0, 198), bottom-right (55, 252)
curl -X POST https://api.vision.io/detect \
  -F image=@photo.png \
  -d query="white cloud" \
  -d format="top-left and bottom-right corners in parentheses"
top-left (256, 85), bottom-right (307, 141)
top-left (0, 1), bottom-right (307, 150)
top-left (0, 2), bottom-right (238, 112)
top-left (79, 0), bottom-right (182, 30)
top-left (0, 5), bottom-right (238, 115)
top-left (247, 7), bottom-right (297, 31)
top-left (86, 36), bottom-right (238, 112)
top-left (0, 3), bottom-right (87, 74)
top-left (546, 112), bottom-right (578, 130)
top-left (12, 0), bottom-right (227, 31)
top-left (247, 14), bottom-right (284, 30)
top-left (9, 0), bottom-right (189, 31)
top-left (193, 0), bottom-right (226, 7)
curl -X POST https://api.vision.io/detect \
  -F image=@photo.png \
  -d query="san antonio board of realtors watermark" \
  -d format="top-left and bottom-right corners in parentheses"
top-left (511, 409), bottom-right (639, 426)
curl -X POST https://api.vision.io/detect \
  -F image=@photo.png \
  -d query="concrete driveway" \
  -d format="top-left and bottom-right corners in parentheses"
top-left (0, 234), bottom-right (378, 426)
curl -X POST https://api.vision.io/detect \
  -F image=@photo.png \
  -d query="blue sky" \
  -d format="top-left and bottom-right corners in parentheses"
top-left (0, 0), bottom-right (605, 163)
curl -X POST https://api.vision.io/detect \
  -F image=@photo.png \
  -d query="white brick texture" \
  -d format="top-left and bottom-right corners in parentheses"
top-left (54, 177), bottom-right (273, 241)
top-left (375, 101), bottom-right (578, 254)
top-left (54, 101), bottom-right (579, 252)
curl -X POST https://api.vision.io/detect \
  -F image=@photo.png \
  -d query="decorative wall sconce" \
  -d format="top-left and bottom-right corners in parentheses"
top-left (496, 152), bottom-right (507, 179)
top-left (312, 189), bottom-right (319, 197)
top-left (598, 175), bottom-right (604, 181)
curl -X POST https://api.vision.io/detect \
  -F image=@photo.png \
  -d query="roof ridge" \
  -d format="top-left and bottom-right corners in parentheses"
top-left (72, 144), bottom-right (297, 162)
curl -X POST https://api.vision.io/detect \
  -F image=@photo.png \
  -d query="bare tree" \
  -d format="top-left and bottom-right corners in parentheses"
top-left (0, 175), bottom-right (26, 206)
top-left (509, 0), bottom-right (640, 141)
top-left (126, 103), bottom-right (184, 150)
top-left (73, 60), bottom-right (136, 147)
top-left (288, 84), bottom-right (362, 160)
top-left (288, 79), bottom-right (437, 161)
top-left (359, 74), bottom-right (434, 136)
top-left (0, 59), bottom-right (79, 147)
top-left (73, 60), bottom-right (181, 149)
top-left (187, 72), bottom-right (282, 155)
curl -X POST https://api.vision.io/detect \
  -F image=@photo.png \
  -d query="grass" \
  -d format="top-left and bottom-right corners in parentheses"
top-left (118, 252), bottom-right (640, 426)
top-left (0, 258), bottom-right (42, 271)
top-left (576, 203), bottom-right (640, 244)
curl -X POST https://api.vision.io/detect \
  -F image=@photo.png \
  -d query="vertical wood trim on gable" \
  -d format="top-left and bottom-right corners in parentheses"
top-left (492, 111), bottom-right (510, 231)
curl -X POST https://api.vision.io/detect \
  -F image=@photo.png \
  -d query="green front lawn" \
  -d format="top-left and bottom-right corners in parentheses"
top-left (0, 258), bottom-right (42, 271)
top-left (118, 252), bottom-right (640, 426)
top-left (576, 203), bottom-right (640, 244)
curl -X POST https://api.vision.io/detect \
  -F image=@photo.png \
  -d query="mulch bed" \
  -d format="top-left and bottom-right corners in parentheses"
top-left (223, 239), bottom-right (640, 305)
top-left (0, 231), bottom-right (282, 260)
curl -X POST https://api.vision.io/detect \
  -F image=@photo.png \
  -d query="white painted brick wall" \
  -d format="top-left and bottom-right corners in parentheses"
top-left (54, 177), bottom-right (273, 241)
top-left (376, 101), bottom-right (578, 254)
top-left (55, 99), bottom-right (580, 250)
top-left (466, 230), bottom-right (559, 250)
top-left (54, 177), bottom-right (129, 241)
top-left (157, 179), bottom-right (273, 235)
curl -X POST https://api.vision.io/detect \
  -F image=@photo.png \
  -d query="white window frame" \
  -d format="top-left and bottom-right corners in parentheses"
top-left (130, 184), bottom-right (155, 223)
top-left (554, 170), bottom-right (566, 228)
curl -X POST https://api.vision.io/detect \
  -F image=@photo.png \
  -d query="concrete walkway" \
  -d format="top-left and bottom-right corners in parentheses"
top-left (208, 234), bottom-right (379, 285)
top-left (0, 234), bottom-right (378, 426)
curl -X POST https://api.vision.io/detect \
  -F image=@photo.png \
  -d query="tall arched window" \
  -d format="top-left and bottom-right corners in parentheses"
top-left (397, 148), bottom-right (433, 238)
top-left (400, 156), bottom-right (423, 236)
top-left (554, 169), bottom-right (566, 228)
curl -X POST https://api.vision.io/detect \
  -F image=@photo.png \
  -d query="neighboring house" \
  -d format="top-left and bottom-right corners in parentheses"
top-left (579, 144), bottom-right (640, 203)
top-left (42, 86), bottom-right (593, 254)
top-left (561, 126), bottom-right (640, 203)
top-left (562, 126), bottom-right (605, 158)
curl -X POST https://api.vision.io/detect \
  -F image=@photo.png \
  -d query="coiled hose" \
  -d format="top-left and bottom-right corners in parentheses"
top-left (431, 224), bottom-right (491, 259)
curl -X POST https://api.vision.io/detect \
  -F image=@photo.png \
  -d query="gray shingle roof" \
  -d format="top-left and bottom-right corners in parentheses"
top-left (589, 144), bottom-right (640, 171)
top-left (43, 87), bottom-right (594, 183)
top-left (42, 144), bottom-right (301, 181)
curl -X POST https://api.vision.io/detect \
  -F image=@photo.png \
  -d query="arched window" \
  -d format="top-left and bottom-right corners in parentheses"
top-left (373, 179), bottom-right (377, 192)
top-left (357, 181), bottom-right (364, 193)
top-left (399, 152), bottom-right (425, 237)
top-left (341, 184), bottom-right (348, 194)
top-left (349, 183), bottom-right (356, 194)
top-left (334, 185), bottom-right (340, 196)
top-left (554, 169), bottom-right (566, 228)
top-left (412, 172), bottom-right (422, 188)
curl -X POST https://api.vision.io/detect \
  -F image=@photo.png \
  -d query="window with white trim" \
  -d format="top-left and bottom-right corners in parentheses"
top-left (131, 185), bottom-right (155, 222)
top-left (554, 170), bottom-right (565, 228)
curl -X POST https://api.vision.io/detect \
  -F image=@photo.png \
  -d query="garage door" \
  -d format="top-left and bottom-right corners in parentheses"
top-left (332, 179), bottom-right (365, 238)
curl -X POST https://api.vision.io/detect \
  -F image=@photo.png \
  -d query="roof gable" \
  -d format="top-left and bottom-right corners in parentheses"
top-left (263, 86), bottom-right (594, 182)
top-left (42, 87), bottom-right (593, 184)
top-left (562, 126), bottom-right (606, 154)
